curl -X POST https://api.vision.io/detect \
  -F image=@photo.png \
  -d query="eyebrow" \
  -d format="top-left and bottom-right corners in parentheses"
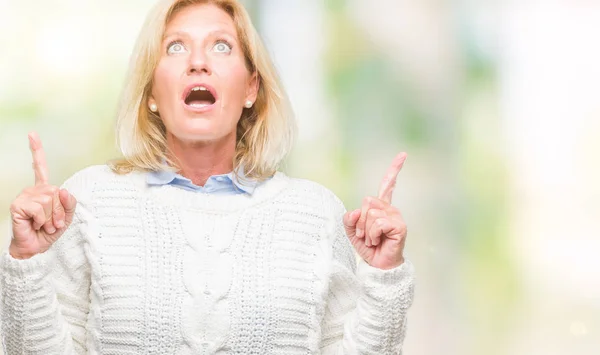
top-left (162, 29), bottom-right (237, 42)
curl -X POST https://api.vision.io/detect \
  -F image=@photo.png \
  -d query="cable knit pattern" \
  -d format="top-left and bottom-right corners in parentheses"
top-left (1, 165), bottom-right (415, 355)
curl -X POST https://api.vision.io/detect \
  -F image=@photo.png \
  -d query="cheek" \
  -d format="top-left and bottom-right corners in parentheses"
top-left (215, 63), bottom-right (250, 101)
top-left (152, 61), bottom-right (179, 102)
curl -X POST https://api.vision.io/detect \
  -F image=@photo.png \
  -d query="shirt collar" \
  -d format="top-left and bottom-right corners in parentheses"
top-left (146, 165), bottom-right (259, 195)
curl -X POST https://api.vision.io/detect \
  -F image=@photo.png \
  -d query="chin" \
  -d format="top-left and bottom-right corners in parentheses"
top-left (171, 125), bottom-right (229, 144)
top-left (165, 112), bottom-right (237, 144)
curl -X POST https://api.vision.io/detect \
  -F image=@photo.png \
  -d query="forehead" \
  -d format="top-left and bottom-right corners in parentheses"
top-left (166, 3), bottom-right (237, 36)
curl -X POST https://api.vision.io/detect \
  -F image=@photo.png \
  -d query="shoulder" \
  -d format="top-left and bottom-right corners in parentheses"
top-left (61, 164), bottom-right (146, 202)
top-left (279, 174), bottom-right (347, 219)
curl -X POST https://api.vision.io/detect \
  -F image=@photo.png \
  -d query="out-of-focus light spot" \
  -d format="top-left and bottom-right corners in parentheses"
top-left (570, 321), bottom-right (588, 337)
top-left (35, 22), bottom-right (92, 77)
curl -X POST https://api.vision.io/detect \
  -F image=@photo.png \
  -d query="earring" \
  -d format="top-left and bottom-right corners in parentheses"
top-left (149, 103), bottom-right (158, 112)
top-left (245, 100), bottom-right (253, 108)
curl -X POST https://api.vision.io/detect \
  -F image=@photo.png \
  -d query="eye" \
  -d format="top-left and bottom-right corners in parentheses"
top-left (213, 41), bottom-right (232, 54)
top-left (167, 41), bottom-right (187, 55)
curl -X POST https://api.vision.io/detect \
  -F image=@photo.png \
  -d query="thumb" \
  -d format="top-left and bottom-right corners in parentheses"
top-left (342, 209), bottom-right (361, 237)
top-left (59, 189), bottom-right (77, 226)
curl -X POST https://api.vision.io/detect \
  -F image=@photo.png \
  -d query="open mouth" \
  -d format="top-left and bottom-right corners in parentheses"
top-left (184, 85), bottom-right (216, 108)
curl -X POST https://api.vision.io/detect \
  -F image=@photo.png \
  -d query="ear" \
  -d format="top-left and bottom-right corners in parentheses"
top-left (245, 71), bottom-right (259, 104)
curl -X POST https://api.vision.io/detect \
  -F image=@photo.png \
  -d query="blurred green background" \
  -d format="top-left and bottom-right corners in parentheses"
top-left (1, 1), bottom-right (599, 354)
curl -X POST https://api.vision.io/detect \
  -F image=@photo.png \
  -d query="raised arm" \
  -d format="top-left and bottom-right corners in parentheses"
top-left (320, 153), bottom-right (415, 354)
top-left (1, 132), bottom-right (92, 354)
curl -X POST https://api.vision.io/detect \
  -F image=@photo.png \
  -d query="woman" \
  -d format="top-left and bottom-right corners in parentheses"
top-left (1, 0), bottom-right (415, 354)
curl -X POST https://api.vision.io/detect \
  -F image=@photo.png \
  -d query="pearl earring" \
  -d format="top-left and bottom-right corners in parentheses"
top-left (149, 103), bottom-right (158, 112)
top-left (245, 100), bottom-right (253, 108)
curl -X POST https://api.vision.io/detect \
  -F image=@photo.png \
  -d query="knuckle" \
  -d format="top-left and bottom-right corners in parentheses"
top-left (342, 212), bottom-right (351, 222)
top-left (9, 201), bottom-right (18, 214)
top-left (40, 195), bottom-right (52, 205)
top-left (399, 223), bottom-right (408, 235)
top-left (357, 211), bottom-right (366, 221)
top-left (48, 185), bottom-right (59, 195)
top-left (35, 204), bottom-right (45, 215)
top-left (12, 194), bottom-right (29, 208)
top-left (54, 206), bottom-right (65, 216)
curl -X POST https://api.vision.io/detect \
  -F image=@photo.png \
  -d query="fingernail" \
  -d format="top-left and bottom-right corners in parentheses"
top-left (56, 220), bottom-right (65, 229)
top-left (356, 228), bottom-right (363, 238)
top-left (48, 227), bottom-right (56, 234)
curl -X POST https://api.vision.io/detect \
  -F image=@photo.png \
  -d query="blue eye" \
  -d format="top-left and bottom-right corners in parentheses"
top-left (213, 41), bottom-right (232, 54)
top-left (167, 41), bottom-right (187, 54)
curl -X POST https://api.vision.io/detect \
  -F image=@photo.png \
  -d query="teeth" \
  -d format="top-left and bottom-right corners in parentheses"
top-left (191, 86), bottom-right (208, 92)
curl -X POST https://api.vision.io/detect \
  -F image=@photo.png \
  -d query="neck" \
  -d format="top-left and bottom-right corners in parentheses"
top-left (166, 132), bottom-right (236, 186)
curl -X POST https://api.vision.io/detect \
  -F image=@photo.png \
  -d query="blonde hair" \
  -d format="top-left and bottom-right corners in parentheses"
top-left (110, 0), bottom-right (296, 181)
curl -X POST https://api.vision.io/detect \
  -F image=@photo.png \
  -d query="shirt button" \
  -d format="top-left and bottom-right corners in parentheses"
top-left (204, 289), bottom-right (212, 295)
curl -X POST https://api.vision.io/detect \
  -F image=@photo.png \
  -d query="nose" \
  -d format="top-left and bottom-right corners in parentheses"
top-left (187, 49), bottom-right (211, 76)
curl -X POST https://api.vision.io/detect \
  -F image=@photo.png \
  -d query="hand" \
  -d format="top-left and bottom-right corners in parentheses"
top-left (8, 132), bottom-right (77, 260)
top-left (343, 152), bottom-right (408, 270)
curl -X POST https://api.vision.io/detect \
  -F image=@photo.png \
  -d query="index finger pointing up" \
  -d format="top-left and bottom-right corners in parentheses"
top-left (377, 152), bottom-right (407, 204)
top-left (28, 132), bottom-right (49, 185)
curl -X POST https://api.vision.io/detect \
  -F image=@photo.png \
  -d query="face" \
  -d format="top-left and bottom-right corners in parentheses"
top-left (149, 3), bottom-right (258, 144)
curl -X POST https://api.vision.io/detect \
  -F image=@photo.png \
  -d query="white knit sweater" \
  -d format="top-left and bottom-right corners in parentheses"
top-left (0, 165), bottom-right (414, 355)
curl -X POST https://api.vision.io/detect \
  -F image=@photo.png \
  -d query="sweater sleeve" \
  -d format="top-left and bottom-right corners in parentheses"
top-left (319, 196), bottom-right (415, 355)
top-left (1, 170), bottom-right (94, 355)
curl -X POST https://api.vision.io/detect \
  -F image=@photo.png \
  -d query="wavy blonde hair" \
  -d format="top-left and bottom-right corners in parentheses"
top-left (110, 0), bottom-right (296, 180)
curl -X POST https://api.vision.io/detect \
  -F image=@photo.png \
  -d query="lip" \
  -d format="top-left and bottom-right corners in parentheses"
top-left (181, 82), bottom-right (219, 113)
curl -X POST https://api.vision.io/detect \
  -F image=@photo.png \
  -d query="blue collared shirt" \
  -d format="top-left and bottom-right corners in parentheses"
top-left (146, 168), bottom-right (260, 195)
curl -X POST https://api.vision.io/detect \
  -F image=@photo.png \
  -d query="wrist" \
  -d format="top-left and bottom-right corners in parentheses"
top-left (8, 243), bottom-right (36, 260)
top-left (370, 256), bottom-right (405, 270)
top-left (383, 257), bottom-right (405, 270)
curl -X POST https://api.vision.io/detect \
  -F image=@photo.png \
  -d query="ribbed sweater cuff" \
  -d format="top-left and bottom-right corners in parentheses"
top-left (1, 249), bottom-right (54, 280)
top-left (357, 258), bottom-right (415, 286)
